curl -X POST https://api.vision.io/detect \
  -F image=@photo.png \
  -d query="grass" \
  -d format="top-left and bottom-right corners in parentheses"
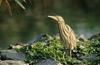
top-left (18, 35), bottom-right (100, 65)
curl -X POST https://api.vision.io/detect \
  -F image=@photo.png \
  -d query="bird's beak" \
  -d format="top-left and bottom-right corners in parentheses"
top-left (48, 15), bottom-right (58, 21)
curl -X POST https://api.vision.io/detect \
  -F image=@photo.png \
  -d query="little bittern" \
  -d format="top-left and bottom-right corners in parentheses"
top-left (48, 15), bottom-right (77, 56)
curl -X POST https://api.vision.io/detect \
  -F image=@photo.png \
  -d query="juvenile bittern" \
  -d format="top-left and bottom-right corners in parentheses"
top-left (48, 15), bottom-right (77, 56)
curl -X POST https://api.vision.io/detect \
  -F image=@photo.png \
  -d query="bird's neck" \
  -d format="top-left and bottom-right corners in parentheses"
top-left (57, 22), bottom-right (66, 31)
top-left (58, 21), bottom-right (65, 26)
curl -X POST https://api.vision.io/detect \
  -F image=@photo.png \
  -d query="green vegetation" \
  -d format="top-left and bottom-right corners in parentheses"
top-left (0, 0), bottom-right (100, 64)
top-left (0, 0), bottom-right (100, 49)
top-left (19, 35), bottom-right (100, 65)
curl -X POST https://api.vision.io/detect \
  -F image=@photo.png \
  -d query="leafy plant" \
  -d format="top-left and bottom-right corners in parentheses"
top-left (0, 0), bottom-right (26, 15)
top-left (19, 35), bottom-right (100, 65)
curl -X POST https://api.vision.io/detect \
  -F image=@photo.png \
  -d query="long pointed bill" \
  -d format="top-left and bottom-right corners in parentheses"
top-left (48, 15), bottom-right (58, 21)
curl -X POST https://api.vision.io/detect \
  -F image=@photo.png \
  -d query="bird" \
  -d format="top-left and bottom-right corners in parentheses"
top-left (48, 15), bottom-right (77, 57)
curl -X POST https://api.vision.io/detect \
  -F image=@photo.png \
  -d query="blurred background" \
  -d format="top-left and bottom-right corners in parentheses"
top-left (0, 0), bottom-right (100, 49)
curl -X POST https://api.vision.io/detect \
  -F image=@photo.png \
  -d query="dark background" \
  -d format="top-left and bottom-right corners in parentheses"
top-left (0, 0), bottom-right (100, 49)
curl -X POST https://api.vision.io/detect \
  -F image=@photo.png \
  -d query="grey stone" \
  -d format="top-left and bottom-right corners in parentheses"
top-left (78, 34), bottom-right (87, 42)
top-left (35, 59), bottom-right (62, 65)
top-left (0, 60), bottom-right (29, 65)
top-left (80, 54), bottom-right (97, 61)
top-left (0, 50), bottom-right (25, 61)
top-left (27, 34), bottom-right (53, 45)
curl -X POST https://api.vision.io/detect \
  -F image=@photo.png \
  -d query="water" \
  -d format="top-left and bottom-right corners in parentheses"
top-left (0, 0), bottom-right (100, 49)
top-left (0, 16), bottom-right (100, 49)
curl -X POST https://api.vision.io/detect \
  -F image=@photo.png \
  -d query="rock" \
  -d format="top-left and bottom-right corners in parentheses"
top-left (80, 54), bottom-right (97, 61)
top-left (35, 59), bottom-right (62, 65)
top-left (0, 60), bottom-right (29, 65)
top-left (89, 33), bottom-right (100, 40)
top-left (9, 44), bottom-right (24, 49)
top-left (0, 50), bottom-right (25, 61)
top-left (78, 34), bottom-right (87, 42)
top-left (27, 34), bottom-right (53, 45)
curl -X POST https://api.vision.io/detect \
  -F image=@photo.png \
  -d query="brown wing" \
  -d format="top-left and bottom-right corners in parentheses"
top-left (66, 25), bottom-right (77, 50)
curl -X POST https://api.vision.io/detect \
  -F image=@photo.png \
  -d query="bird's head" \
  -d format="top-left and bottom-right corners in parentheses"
top-left (48, 15), bottom-right (65, 24)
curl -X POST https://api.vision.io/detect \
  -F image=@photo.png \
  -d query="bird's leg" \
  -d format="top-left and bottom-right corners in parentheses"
top-left (69, 49), bottom-right (72, 57)
top-left (64, 48), bottom-right (72, 57)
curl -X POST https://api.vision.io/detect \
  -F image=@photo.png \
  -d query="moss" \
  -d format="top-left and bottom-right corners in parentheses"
top-left (19, 35), bottom-right (100, 65)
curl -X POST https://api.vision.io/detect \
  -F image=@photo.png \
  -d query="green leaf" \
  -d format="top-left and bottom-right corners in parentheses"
top-left (23, 0), bottom-right (26, 2)
top-left (15, 0), bottom-right (26, 10)
top-left (0, 0), bottom-right (2, 6)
